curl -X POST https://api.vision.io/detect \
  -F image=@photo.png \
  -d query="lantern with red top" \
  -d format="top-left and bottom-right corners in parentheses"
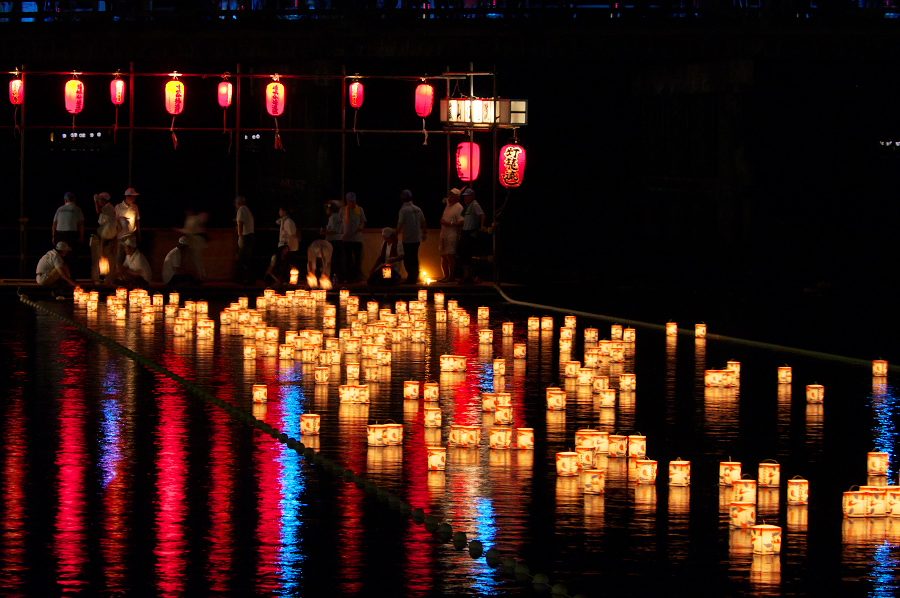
top-left (266, 74), bottom-right (286, 150)
top-left (164, 72), bottom-right (185, 149)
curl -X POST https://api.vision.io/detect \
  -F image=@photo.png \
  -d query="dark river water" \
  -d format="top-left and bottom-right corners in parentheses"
top-left (0, 290), bottom-right (897, 597)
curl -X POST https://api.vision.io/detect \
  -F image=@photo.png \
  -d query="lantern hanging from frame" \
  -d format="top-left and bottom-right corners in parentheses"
top-left (348, 77), bottom-right (364, 139)
top-left (456, 140), bottom-right (481, 182)
top-left (164, 73), bottom-right (185, 149)
top-left (415, 80), bottom-right (433, 145)
top-left (499, 137), bottom-right (526, 189)
top-left (266, 75), bottom-right (286, 150)
top-left (110, 73), bottom-right (125, 143)
top-left (9, 68), bottom-right (24, 133)
top-left (217, 75), bottom-right (232, 133)
top-left (64, 73), bottom-right (84, 129)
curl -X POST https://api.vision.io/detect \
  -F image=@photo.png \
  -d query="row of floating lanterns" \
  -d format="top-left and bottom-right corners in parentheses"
top-left (843, 451), bottom-right (900, 518)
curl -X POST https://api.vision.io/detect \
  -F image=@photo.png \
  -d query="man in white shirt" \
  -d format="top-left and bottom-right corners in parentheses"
top-left (277, 204), bottom-right (299, 260)
top-left (92, 191), bottom-right (117, 282)
top-left (36, 241), bottom-right (76, 297)
top-left (52, 191), bottom-right (84, 251)
top-left (112, 237), bottom-right (151, 288)
top-left (115, 187), bottom-right (141, 264)
top-left (367, 227), bottom-right (404, 286)
top-left (396, 189), bottom-right (427, 284)
top-left (458, 186), bottom-right (486, 283)
top-left (439, 188), bottom-right (463, 282)
top-left (234, 195), bottom-right (255, 284)
top-left (162, 236), bottom-right (199, 288)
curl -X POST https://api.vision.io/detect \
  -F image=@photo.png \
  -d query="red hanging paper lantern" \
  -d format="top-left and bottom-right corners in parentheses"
top-left (65, 79), bottom-right (85, 115)
top-left (456, 141), bottom-right (481, 182)
top-left (266, 80), bottom-right (285, 117)
top-left (9, 78), bottom-right (24, 105)
top-left (109, 79), bottom-right (126, 106)
top-left (349, 81), bottom-right (364, 109)
top-left (217, 80), bottom-right (233, 109)
top-left (499, 143), bottom-right (527, 189)
top-left (165, 79), bottom-right (185, 116)
top-left (415, 83), bottom-right (434, 118)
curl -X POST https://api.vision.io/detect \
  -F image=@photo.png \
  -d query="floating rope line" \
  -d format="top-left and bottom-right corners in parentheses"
top-left (17, 291), bottom-right (587, 598)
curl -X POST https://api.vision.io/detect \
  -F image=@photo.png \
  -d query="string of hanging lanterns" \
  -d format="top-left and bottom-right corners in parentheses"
top-left (5, 69), bottom-right (526, 187)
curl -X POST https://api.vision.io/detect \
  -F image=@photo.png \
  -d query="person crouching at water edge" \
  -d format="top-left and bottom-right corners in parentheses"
top-left (163, 236), bottom-right (201, 290)
top-left (109, 237), bottom-right (152, 289)
top-left (367, 227), bottom-right (403, 286)
top-left (36, 241), bottom-right (76, 299)
top-left (307, 234), bottom-right (333, 289)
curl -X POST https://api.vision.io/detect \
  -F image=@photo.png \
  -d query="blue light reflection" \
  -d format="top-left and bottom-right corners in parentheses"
top-left (869, 383), bottom-right (898, 479)
top-left (470, 497), bottom-right (497, 595)
top-left (277, 369), bottom-right (306, 596)
top-left (869, 542), bottom-right (899, 598)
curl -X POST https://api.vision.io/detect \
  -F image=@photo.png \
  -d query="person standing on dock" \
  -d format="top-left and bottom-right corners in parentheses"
top-left (92, 192), bottom-right (117, 282)
top-left (341, 192), bottom-right (366, 282)
top-left (438, 188), bottom-right (463, 282)
top-left (458, 186), bottom-right (485, 284)
top-left (52, 192), bottom-right (84, 254)
top-left (277, 204), bottom-right (300, 264)
top-left (115, 187), bottom-right (141, 265)
top-left (234, 195), bottom-right (256, 285)
top-left (396, 189), bottom-right (427, 284)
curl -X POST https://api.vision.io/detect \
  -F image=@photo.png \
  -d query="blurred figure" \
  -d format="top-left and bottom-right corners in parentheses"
top-left (92, 191), bottom-right (117, 282)
top-left (115, 187), bottom-right (141, 264)
top-left (458, 186), bottom-right (485, 283)
top-left (277, 203), bottom-right (300, 263)
top-left (396, 188), bottom-right (427, 284)
top-left (264, 244), bottom-right (292, 287)
top-left (341, 191), bottom-right (366, 282)
top-left (367, 227), bottom-right (403, 286)
top-left (234, 195), bottom-right (255, 284)
top-left (36, 241), bottom-right (76, 298)
top-left (110, 237), bottom-right (151, 288)
top-left (162, 236), bottom-right (201, 289)
top-left (307, 234), bottom-right (334, 287)
top-left (178, 208), bottom-right (209, 280)
top-left (324, 199), bottom-right (343, 281)
top-left (439, 187), bottom-right (463, 282)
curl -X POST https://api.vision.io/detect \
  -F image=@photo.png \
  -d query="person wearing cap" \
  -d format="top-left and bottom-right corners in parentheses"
top-left (115, 187), bottom-right (141, 264)
top-left (323, 199), bottom-right (343, 282)
top-left (458, 186), bottom-right (486, 284)
top-left (396, 189), bottom-right (427, 284)
top-left (276, 204), bottom-right (300, 262)
top-left (234, 195), bottom-right (256, 285)
top-left (111, 237), bottom-right (152, 288)
top-left (341, 191), bottom-right (367, 282)
top-left (439, 187), bottom-right (464, 282)
top-left (92, 192), bottom-right (117, 282)
top-left (162, 236), bottom-right (200, 288)
top-left (367, 227), bottom-right (404, 286)
top-left (52, 192), bottom-right (85, 253)
top-left (36, 241), bottom-right (76, 295)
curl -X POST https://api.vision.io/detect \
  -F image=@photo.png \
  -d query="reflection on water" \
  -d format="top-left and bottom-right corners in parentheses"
top-left (1, 296), bottom-right (899, 595)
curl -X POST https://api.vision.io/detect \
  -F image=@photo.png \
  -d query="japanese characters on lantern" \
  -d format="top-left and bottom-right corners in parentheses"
top-left (499, 143), bottom-right (526, 188)
top-left (349, 80), bottom-right (364, 109)
top-left (165, 78), bottom-right (185, 115)
top-left (65, 79), bottom-right (85, 115)
top-left (266, 79), bottom-right (285, 116)
top-left (110, 78), bottom-right (126, 106)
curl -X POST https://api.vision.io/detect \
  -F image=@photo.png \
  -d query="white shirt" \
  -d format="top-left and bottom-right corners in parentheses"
top-left (35, 249), bottom-right (65, 285)
top-left (97, 203), bottom-right (117, 240)
top-left (397, 202), bottom-right (426, 243)
top-left (440, 202), bottom-right (463, 237)
top-left (325, 211), bottom-right (342, 241)
top-left (115, 201), bottom-right (140, 238)
top-left (236, 205), bottom-right (255, 236)
top-left (277, 216), bottom-right (299, 251)
top-left (54, 203), bottom-right (84, 232)
top-left (124, 249), bottom-right (152, 283)
top-left (162, 247), bottom-right (182, 284)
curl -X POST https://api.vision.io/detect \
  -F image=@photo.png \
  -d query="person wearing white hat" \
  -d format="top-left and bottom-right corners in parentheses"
top-left (162, 236), bottom-right (199, 288)
top-left (36, 241), bottom-right (75, 295)
top-left (438, 187), bottom-right (463, 282)
top-left (115, 187), bottom-right (141, 265)
top-left (367, 227), bottom-right (403, 286)
top-left (111, 236), bottom-right (152, 288)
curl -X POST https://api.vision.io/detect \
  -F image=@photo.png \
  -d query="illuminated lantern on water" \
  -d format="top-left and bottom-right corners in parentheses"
top-left (9, 76), bottom-right (23, 105)
top-left (110, 78), bottom-right (125, 106)
top-left (456, 141), bottom-right (481, 182)
top-left (348, 80), bottom-right (364, 109)
top-left (873, 359), bottom-right (889, 377)
top-left (787, 477), bottom-right (809, 505)
top-left (65, 78), bottom-right (85, 114)
top-left (750, 524), bottom-right (782, 555)
top-left (868, 451), bottom-right (890, 476)
top-left (498, 143), bottom-right (526, 189)
top-left (415, 82), bottom-right (434, 118)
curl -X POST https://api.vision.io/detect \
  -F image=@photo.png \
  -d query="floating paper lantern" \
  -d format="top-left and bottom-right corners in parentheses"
top-left (424, 407), bottom-right (441, 428)
top-left (777, 366), bottom-right (792, 384)
top-left (489, 427), bottom-right (512, 449)
top-left (695, 323), bottom-right (707, 338)
top-left (262, 341), bottom-right (278, 357)
top-left (583, 469), bottom-right (606, 494)
top-left (575, 429), bottom-right (604, 450)
top-left (669, 459), bottom-right (691, 486)
top-left (666, 322), bottom-right (678, 336)
top-left (596, 388), bottom-right (616, 408)
top-left (493, 358), bottom-right (506, 377)
top-left (427, 446), bottom-right (446, 470)
top-left (563, 360), bottom-right (580, 378)
top-left (513, 343), bottom-right (526, 359)
top-left (252, 384), bottom-right (267, 403)
top-left (9, 76), bottom-right (23, 105)
top-left (314, 366), bottom-right (330, 384)
top-left (619, 373), bottom-right (636, 391)
top-left (806, 384), bottom-right (825, 404)
top-left (726, 360), bottom-right (741, 379)
top-left (787, 477), bottom-right (809, 505)
top-left (165, 79), bottom-right (185, 115)
top-left (64, 78), bottom-right (85, 114)
top-left (140, 310), bottom-right (154, 325)
top-left (609, 344), bottom-right (626, 363)
top-left (525, 316), bottom-right (540, 331)
top-left (607, 435), bottom-right (628, 457)
top-left (546, 387), bottom-right (566, 411)
top-left (556, 452), bottom-right (579, 476)
top-left (384, 423), bottom-right (403, 446)
top-left (861, 486), bottom-right (888, 517)
top-left (592, 375), bottom-right (610, 392)
top-left (750, 524), bottom-right (782, 554)
top-left (873, 359), bottom-right (889, 377)
top-left (243, 346), bottom-right (257, 360)
top-left (733, 478), bottom-right (758, 504)
top-left (636, 459), bottom-right (657, 484)
top-left (575, 447), bottom-right (594, 469)
top-left (730, 502), bottom-right (757, 528)
top-left (623, 327), bottom-right (636, 342)
top-left (495, 404), bottom-right (513, 425)
top-left (515, 428), bottom-right (534, 449)
top-left (885, 487), bottom-right (900, 517)
top-left (423, 382), bottom-right (439, 401)
top-left (415, 82), bottom-right (433, 118)
top-left (843, 489), bottom-right (867, 517)
top-left (559, 327), bottom-right (574, 342)
top-left (478, 328), bottom-right (493, 344)
top-left (481, 393), bottom-right (497, 412)
top-left (758, 461), bottom-right (781, 487)
top-left (448, 424), bottom-right (480, 448)
top-left (576, 368), bottom-right (593, 386)
top-left (868, 452), bottom-right (890, 476)
top-left (277, 343), bottom-right (293, 360)
top-left (584, 327), bottom-right (599, 343)
top-left (366, 424), bottom-right (388, 447)
top-left (540, 316), bottom-right (553, 331)
top-left (719, 461), bottom-right (742, 485)
top-left (610, 324), bottom-right (623, 340)
top-left (559, 338), bottom-right (573, 353)
top-left (403, 380), bottom-right (420, 400)
top-left (339, 384), bottom-right (369, 404)
top-left (627, 435), bottom-right (647, 459)
top-left (300, 413), bottom-right (320, 435)
top-left (439, 354), bottom-right (466, 372)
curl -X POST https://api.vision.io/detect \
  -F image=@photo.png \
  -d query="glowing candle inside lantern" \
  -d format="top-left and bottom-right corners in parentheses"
top-left (719, 461), bottom-right (742, 485)
top-left (515, 428), bottom-right (534, 449)
top-left (423, 382), bottom-right (439, 401)
top-left (806, 384), bottom-right (825, 404)
top-left (873, 359), bottom-right (889, 377)
top-left (787, 478), bottom-right (809, 505)
top-left (750, 524), bottom-right (782, 555)
top-left (403, 380), bottom-right (420, 400)
top-left (252, 384), bottom-right (267, 403)
top-left (695, 323), bottom-right (707, 338)
top-left (868, 451), bottom-right (890, 476)
top-left (777, 366), bottom-right (792, 384)
top-left (669, 459), bottom-right (691, 486)
top-left (758, 461), bottom-right (781, 487)
top-left (300, 413), bottom-right (321, 435)
top-left (666, 322), bottom-right (678, 336)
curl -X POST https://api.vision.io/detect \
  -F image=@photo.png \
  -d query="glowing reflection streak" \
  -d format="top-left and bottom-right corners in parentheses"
top-left (470, 497), bottom-right (498, 595)
top-left (1, 390), bottom-right (27, 592)
top-left (869, 383), bottom-right (898, 480)
top-left (276, 368), bottom-right (306, 595)
top-left (869, 542), bottom-right (899, 597)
